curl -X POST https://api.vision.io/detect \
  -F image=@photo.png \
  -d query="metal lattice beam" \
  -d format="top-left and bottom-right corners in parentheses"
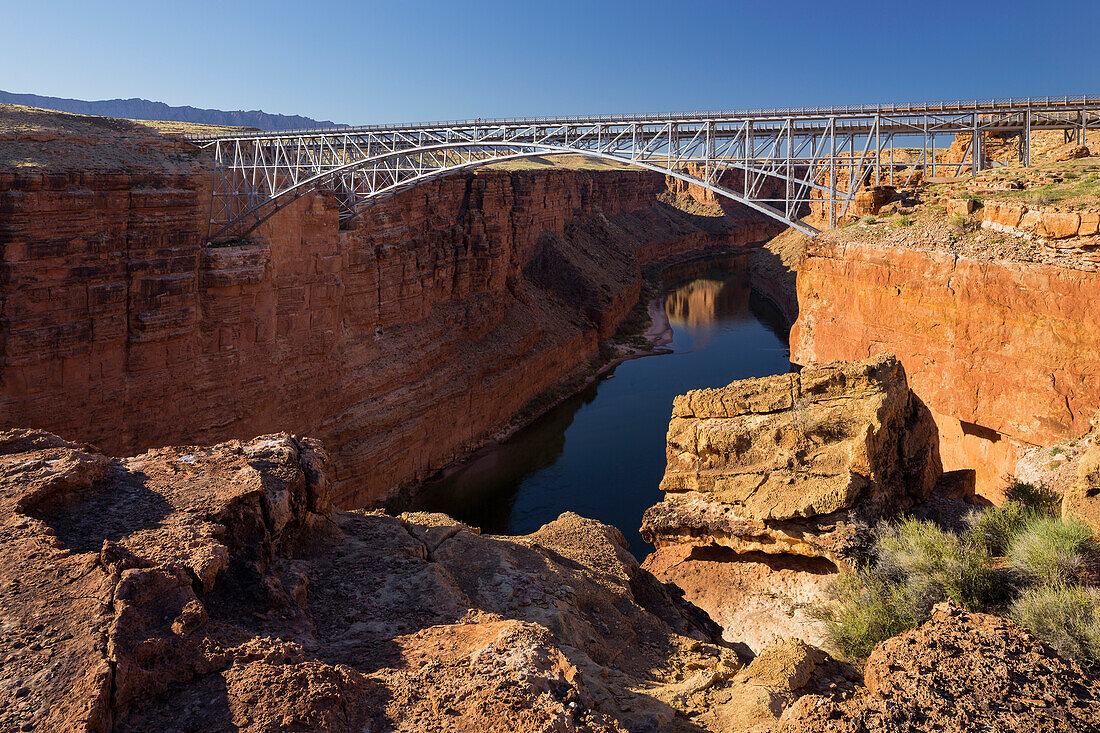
top-left (186, 95), bottom-right (1100, 242)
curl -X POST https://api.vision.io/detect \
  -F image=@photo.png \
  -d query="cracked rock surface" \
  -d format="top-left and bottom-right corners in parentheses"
top-left (1, 427), bottom-right (843, 732)
top-left (783, 603), bottom-right (1100, 733)
top-left (642, 354), bottom-right (941, 566)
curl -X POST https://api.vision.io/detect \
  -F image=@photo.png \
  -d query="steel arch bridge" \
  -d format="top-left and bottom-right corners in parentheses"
top-left (186, 96), bottom-right (1100, 242)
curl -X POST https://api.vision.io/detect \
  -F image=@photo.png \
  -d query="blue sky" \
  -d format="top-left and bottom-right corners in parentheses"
top-left (3, 0), bottom-right (1097, 124)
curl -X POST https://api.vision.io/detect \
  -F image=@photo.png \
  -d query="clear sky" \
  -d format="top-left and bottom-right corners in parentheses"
top-left (3, 0), bottom-right (1098, 125)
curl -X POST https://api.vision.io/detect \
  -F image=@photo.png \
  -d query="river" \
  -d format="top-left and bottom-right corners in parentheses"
top-left (410, 257), bottom-right (792, 558)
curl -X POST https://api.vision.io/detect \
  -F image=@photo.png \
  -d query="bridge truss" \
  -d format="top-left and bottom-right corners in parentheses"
top-left (186, 96), bottom-right (1100, 241)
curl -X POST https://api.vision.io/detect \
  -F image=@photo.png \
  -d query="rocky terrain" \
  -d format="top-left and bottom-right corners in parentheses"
top-left (640, 354), bottom-right (943, 652)
top-left (0, 427), bottom-right (875, 733)
top-left (786, 603), bottom-right (1100, 733)
top-left (5, 374), bottom-right (1097, 732)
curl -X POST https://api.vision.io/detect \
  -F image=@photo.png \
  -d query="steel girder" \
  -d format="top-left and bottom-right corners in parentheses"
top-left (187, 96), bottom-right (1100, 241)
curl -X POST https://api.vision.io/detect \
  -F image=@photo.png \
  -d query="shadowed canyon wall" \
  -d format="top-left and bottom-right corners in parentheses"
top-left (790, 240), bottom-right (1100, 499)
top-left (0, 165), bottom-right (783, 506)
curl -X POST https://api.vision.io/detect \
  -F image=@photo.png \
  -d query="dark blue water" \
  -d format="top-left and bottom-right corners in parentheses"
top-left (411, 262), bottom-right (791, 558)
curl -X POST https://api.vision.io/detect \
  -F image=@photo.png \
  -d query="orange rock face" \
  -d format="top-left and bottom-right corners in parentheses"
top-left (1038, 209), bottom-right (1081, 239)
top-left (790, 240), bottom-right (1100, 500)
top-left (0, 165), bottom-right (782, 507)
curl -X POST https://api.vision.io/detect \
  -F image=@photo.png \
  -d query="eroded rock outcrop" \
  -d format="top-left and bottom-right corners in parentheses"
top-left (0, 428), bottom-right (857, 732)
top-left (642, 354), bottom-right (941, 565)
top-left (1064, 440), bottom-right (1100, 536)
top-left (640, 355), bottom-right (941, 651)
top-left (784, 603), bottom-right (1100, 733)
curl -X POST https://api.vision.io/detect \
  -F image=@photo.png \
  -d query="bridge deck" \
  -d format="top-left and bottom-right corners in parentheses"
top-left (186, 95), bottom-right (1100, 141)
top-left (186, 95), bottom-right (1100, 241)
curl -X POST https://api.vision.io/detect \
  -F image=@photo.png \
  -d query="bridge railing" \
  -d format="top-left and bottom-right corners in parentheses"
top-left (185, 94), bottom-right (1100, 141)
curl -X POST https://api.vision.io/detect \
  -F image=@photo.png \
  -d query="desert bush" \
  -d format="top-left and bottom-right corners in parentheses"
top-left (814, 571), bottom-right (920, 661)
top-left (875, 517), bottom-right (994, 612)
top-left (948, 212), bottom-right (975, 232)
top-left (861, 215), bottom-right (878, 225)
top-left (897, 214), bottom-right (913, 226)
top-left (816, 518), bottom-right (995, 661)
top-left (1011, 583), bottom-right (1100, 669)
top-left (1007, 516), bottom-right (1096, 584)
top-left (1004, 480), bottom-right (1061, 514)
top-left (968, 482), bottom-right (1060, 556)
top-left (968, 502), bottom-right (1040, 556)
top-left (1026, 190), bottom-right (1055, 206)
top-left (816, 495), bottom-right (1099, 665)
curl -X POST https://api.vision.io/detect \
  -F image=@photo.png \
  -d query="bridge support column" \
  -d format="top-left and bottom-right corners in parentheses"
top-left (972, 112), bottom-right (981, 175)
top-left (874, 114), bottom-right (881, 186)
top-left (1022, 109), bottom-right (1031, 166)
top-left (889, 134), bottom-right (894, 187)
top-left (828, 117), bottom-right (836, 229)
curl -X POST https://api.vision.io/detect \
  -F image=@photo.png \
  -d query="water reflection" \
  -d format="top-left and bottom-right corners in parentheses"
top-left (408, 259), bottom-right (791, 558)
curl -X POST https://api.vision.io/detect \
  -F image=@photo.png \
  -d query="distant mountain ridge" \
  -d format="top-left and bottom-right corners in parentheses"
top-left (0, 90), bottom-right (344, 132)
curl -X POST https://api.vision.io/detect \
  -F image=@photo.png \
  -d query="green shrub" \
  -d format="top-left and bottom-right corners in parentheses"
top-left (862, 215), bottom-right (878, 225)
top-left (1011, 584), bottom-right (1100, 669)
top-left (968, 502), bottom-right (1041, 556)
top-left (897, 214), bottom-right (913, 227)
top-left (815, 497), bottom-right (1100, 666)
top-left (1026, 189), bottom-right (1055, 206)
top-left (1004, 480), bottom-right (1061, 514)
top-left (875, 517), bottom-right (994, 612)
top-left (948, 212), bottom-right (974, 232)
top-left (1007, 516), bottom-right (1096, 584)
top-left (814, 571), bottom-right (920, 661)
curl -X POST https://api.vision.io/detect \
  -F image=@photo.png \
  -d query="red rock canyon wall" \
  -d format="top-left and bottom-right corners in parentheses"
top-left (0, 165), bottom-right (782, 506)
top-left (790, 240), bottom-right (1100, 499)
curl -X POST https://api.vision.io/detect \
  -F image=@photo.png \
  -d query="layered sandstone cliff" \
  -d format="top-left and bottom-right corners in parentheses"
top-left (641, 355), bottom-right (942, 651)
top-left (790, 236), bottom-right (1100, 500)
top-left (0, 113), bottom-right (784, 508)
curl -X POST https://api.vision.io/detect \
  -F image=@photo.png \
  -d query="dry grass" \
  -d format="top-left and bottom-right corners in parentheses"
top-left (484, 153), bottom-right (635, 172)
top-left (815, 501), bottom-right (1099, 666)
top-left (129, 118), bottom-right (252, 136)
top-left (0, 103), bottom-right (211, 171)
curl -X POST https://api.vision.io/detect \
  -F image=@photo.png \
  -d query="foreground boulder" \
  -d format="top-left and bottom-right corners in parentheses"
top-left (784, 603), bottom-right (1100, 733)
top-left (641, 354), bottom-right (941, 651)
top-left (0, 428), bottom-right (848, 732)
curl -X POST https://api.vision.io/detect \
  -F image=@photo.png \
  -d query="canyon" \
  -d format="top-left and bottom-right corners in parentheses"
top-left (4, 104), bottom-right (1100, 732)
top-left (0, 105), bottom-right (785, 508)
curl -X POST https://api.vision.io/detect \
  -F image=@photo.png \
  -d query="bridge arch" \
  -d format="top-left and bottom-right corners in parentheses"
top-left (208, 141), bottom-right (822, 241)
top-left (191, 97), bottom-right (1100, 242)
